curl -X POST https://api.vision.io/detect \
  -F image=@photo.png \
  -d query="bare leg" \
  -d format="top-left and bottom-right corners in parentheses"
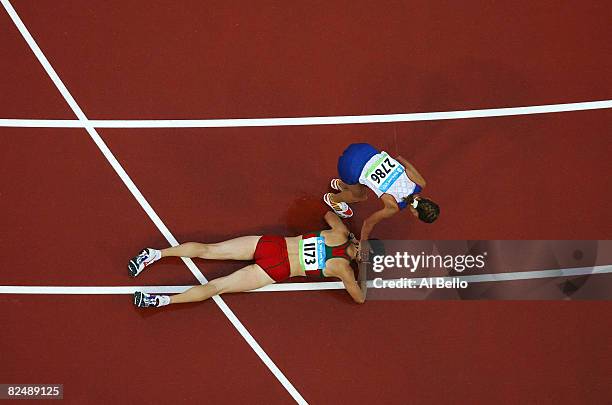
top-left (161, 236), bottom-right (261, 261)
top-left (331, 183), bottom-right (369, 204)
top-left (169, 264), bottom-right (274, 304)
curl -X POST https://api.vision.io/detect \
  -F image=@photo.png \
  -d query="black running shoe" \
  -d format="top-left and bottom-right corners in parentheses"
top-left (128, 248), bottom-right (156, 277)
top-left (133, 291), bottom-right (158, 308)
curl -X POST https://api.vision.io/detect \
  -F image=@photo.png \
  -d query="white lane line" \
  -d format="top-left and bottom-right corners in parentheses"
top-left (1, 100), bottom-right (611, 128)
top-left (1, 1), bottom-right (306, 403)
top-left (0, 286), bottom-right (196, 294)
top-left (0, 284), bottom-right (342, 294)
top-left (1, 264), bottom-right (611, 295)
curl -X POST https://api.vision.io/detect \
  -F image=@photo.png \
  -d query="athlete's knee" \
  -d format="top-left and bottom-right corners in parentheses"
top-left (182, 242), bottom-right (210, 258)
top-left (185, 285), bottom-right (211, 302)
top-left (205, 279), bottom-right (224, 296)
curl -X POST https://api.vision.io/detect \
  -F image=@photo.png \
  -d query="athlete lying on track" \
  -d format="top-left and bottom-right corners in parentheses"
top-left (323, 143), bottom-right (440, 241)
top-left (129, 211), bottom-right (382, 307)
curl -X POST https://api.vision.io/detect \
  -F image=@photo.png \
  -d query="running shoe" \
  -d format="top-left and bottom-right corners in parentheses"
top-left (128, 248), bottom-right (157, 277)
top-left (323, 193), bottom-right (353, 218)
top-left (133, 291), bottom-right (158, 308)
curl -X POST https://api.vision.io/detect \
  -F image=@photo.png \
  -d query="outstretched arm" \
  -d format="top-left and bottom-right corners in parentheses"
top-left (360, 196), bottom-right (399, 241)
top-left (397, 156), bottom-right (427, 187)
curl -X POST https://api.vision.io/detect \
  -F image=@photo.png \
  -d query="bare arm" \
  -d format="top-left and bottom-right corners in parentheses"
top-left (397, 156), bottom-right (427, 187)
top-left (336, 265), bottom-right (365, 304)
top-left (324, 210), bottom-right (350, 234)
top-left (360, 196), bottom-right (399, 241)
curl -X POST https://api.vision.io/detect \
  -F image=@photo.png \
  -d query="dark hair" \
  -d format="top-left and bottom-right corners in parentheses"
top-left (403, 195), bottom-right (440, 223)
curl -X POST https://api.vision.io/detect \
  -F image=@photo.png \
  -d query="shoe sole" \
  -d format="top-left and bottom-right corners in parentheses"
top-left (330, 178), bottom-right (341, 191)
top-left (323, 193), bottom-right (353, 218)
top-left (128, 249), bottom-right (150, 277)
top-left (128, 259), bottom-right (139, 277)
top-left (134, 291), bottom-right (142, 307)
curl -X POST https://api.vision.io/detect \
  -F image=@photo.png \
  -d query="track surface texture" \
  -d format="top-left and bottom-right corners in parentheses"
top-left (1, 1), bottom-right (611, 404)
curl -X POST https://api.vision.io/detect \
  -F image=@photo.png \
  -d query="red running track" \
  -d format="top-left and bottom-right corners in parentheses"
top-left (1, 1), bottom-right (612, 404)
top-left (4, 0), bottom-right (612, 119)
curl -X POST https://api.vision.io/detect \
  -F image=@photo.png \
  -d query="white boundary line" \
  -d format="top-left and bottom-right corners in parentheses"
top-left (0, 1), bottom-right (306, 403)
top-left (1, 264), bottom-right (611, 295)
top-left (0, 100), bottom-right (611, 128)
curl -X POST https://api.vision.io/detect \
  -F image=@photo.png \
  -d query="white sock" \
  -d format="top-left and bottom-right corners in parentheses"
top-left (149, 248), bottom-right (162, 263)
top-left (155, 295), bottom-right (171, 307)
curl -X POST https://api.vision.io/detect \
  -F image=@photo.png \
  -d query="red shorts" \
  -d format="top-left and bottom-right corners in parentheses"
top-left (254, 235), bottom-right (291, 282)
